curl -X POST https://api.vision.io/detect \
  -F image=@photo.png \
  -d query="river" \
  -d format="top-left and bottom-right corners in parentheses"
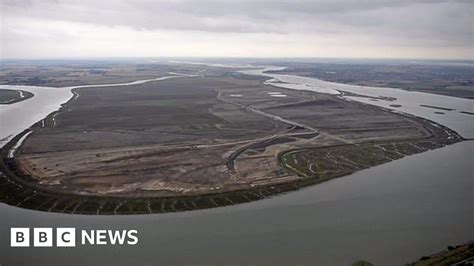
top-left (240, 67), bottom-right (474, 139)
top-left (0, 76), bottom-right (179, 147)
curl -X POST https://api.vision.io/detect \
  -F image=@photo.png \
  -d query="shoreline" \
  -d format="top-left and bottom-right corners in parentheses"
top-left (241, 66), bottom-right (474, 139)
top-left (0, 70), bottom-right (465, 215)
top-left (0, 75), bottom-right (184, 148)
top-left (409, 242), bottom-right (474, 265)
top-left (0, 128), bottom-right (463, 215)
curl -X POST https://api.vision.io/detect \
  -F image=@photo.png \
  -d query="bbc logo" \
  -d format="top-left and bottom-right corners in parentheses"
top-left (11, 228), bottom-right (76, 247)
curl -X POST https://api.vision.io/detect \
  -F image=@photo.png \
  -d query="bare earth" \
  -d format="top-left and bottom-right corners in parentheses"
top-left (0, 68), bottom-right (461, 214)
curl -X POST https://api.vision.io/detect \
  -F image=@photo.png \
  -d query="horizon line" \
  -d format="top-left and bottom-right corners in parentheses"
top-left (1, 56), bottom-right (473, 62)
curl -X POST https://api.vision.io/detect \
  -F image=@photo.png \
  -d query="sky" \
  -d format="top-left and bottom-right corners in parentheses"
top-left (1, 0), bottom-right (473, 60)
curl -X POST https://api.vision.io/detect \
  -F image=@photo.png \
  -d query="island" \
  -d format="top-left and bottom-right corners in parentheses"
top-left (0, 65), bottom-right (463, 214)
top-left (0, 89), bottom-right (34, 104)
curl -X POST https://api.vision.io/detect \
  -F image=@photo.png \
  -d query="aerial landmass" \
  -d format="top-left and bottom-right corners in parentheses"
top-left (0, 62), bottom-right (463, 214)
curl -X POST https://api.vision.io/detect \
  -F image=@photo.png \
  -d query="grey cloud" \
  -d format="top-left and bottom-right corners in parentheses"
top-left (2, 0), bottom-right (473, 47)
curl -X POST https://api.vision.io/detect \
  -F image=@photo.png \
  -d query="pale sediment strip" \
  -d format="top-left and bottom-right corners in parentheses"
top-left (7, 130), bottom-right (32, 158)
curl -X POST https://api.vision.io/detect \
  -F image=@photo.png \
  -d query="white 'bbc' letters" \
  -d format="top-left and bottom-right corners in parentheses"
top-left (34, 228), bottom-right (53, 247)
top-left (11, 228), bottom-right (30, 247)
top-left (57, 228), bottom-right (76, 247)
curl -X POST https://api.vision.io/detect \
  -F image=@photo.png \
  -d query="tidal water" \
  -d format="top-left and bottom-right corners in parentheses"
top-left (0, 141), bottom-right (472, 265)
top-left (0, 85), bottom-right (72, 147)
top-left (241, 67), bottom-right (474, 139)
top-left (0, 76), bottom-right (178, 147)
